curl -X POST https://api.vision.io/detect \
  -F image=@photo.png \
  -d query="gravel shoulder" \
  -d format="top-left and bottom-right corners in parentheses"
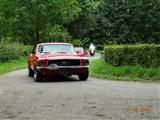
top-left (0, 53), bottom-right (160, 120)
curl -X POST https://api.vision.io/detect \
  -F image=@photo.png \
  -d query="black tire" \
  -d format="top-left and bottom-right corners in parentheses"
top-left (28, 67), bottom-right (34, 77)
top-left (78, 68), bottom-right (89, 81)
top-left (33, 68), bottom-right (43, 82)
top-left (90, 53), bottom-right (95, 56)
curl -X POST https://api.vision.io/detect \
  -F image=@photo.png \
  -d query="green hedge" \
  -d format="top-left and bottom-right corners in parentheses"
top-left (104, 44), bottom-right (160, 67)
top-left (0, 42), bottom-right (32, 63)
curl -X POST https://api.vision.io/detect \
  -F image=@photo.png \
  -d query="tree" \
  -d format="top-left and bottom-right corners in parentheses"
top-left (67, 0), bottom-right (97, 39)
top-left (0, 0), bottom-right (16, 41)
top-left (91, 0), bottom-right (160, 44)
top-left (0, 0), bottom-right (81, 44)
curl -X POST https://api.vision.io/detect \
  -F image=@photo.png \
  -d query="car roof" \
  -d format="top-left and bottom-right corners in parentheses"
top-left (37, 42), bottom-right (71, 46)
top-left (74, 47), bottom-right (84, 48)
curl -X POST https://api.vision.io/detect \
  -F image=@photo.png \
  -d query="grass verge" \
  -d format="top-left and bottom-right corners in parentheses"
top-left (0, 57), bottom-right (27, 75)
top-left (90, 59), bottom-right (160, 82)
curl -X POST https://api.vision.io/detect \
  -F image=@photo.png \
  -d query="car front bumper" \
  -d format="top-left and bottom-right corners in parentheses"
top-left (37, 66), bottom-right (89, 76)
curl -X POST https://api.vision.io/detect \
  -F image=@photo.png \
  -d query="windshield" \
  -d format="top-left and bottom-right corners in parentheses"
top-left (38, 44), bottom-right (75, 54)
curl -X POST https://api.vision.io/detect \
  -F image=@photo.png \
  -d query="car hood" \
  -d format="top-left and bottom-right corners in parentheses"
top-left (38, 53), bottom-right (88, 60)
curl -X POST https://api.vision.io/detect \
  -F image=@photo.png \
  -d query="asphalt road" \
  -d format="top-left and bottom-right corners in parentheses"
top-left (0, 53), bottom-right (160, 120)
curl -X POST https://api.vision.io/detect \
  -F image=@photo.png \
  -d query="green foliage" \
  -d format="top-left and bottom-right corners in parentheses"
top-left (104, 44), bottom-right (160, 67)
top-left (67, 0), bottom-right (97, 39)
top-left (71, 38), bottom-right (90, 48)
top-left (0, 42), bottom-right (32, 63)
top-left (44, 25), bottom-right (71, 42)
top-left (0, 0), bottom-right (81, 44)
top-left (90, 59), bottom-right (160, 82)
top-left (1, 0), bottom-right (160, 45)
top-left (96, 45), bottom-right (104, 51)
top-left (91, 0), bottom-right (160, 44)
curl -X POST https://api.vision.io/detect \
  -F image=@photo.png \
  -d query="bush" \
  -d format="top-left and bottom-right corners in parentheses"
top-left (0, 42), bottom-right (32, 63)
top-left (96, 45), bottom-right (104, 51)
top-left (104, 44), bottom-right (160, 67)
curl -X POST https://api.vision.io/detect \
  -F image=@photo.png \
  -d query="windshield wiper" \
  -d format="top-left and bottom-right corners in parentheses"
top-left (42, 52), bottom-right (50, 54)
top-left (57, 52), bottom-right (67, 54)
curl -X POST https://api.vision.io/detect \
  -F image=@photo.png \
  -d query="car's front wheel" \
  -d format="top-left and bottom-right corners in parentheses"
top-left (33, 68), bottom-right (43, 82)
top-left (28, 67), bottom-right (34, 77)
top-left (78, 68), bottom-right (89, 81)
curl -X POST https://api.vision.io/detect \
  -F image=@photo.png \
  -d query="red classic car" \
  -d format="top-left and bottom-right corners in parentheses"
top-left (27, 42), bottom-right (89, 82)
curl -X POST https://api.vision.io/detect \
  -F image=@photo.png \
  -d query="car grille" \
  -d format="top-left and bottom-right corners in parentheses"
top-left (48, 59), bottom-right (80, 66)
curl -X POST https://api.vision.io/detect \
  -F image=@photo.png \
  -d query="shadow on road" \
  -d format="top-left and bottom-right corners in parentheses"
top-left (37, 75), bottom-right (84, 83)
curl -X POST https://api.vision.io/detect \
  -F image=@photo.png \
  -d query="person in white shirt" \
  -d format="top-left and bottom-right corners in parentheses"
top-left (89, 43), bottom-right (95, 51)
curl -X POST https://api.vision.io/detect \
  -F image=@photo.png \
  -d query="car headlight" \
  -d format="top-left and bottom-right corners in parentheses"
top-left (37, 60), bottom-right (43, 67)
top-left (82, 59), bottom-right (89, 66)
top-left (37, 60), bottom-right (48, 67)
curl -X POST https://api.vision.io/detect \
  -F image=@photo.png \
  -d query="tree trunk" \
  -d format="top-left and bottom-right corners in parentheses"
top-left (35, 27), bottom-right (39, 44)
